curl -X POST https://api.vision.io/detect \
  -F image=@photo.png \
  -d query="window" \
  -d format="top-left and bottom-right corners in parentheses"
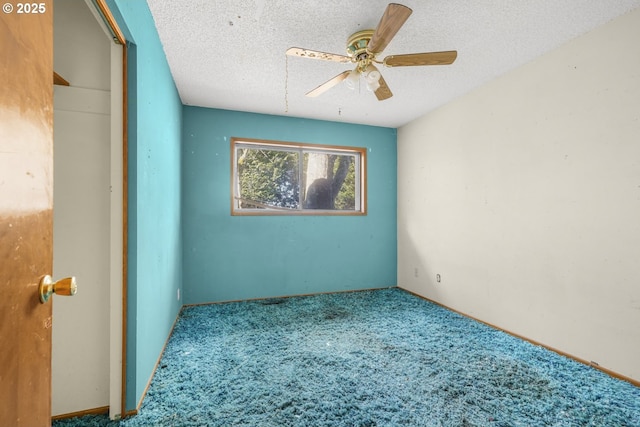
top-left (231, 138), bottom-right (366, 215)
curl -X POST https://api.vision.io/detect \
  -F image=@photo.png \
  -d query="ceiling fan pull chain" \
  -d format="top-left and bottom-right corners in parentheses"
top-left (284, 54), bottom-right (289, 113)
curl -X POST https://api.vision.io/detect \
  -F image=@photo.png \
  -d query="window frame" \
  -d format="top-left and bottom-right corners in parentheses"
top-left (231, 137), bottom-right (367, 216)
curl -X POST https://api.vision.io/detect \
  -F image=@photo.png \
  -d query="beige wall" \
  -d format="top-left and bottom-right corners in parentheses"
top-left (398, 8), bottom-right (640, 380)
top-left (52, 0), bottom-right (112, 415)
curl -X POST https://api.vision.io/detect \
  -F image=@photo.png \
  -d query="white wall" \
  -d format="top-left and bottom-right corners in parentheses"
top-left (52, 0), bottom-right (112, 415)
top-left (398, 8), bottom-right (640, 380)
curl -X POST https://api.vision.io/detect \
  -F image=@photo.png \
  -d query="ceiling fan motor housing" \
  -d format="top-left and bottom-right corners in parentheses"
top-left (347, 30), bottom-right (376, 71)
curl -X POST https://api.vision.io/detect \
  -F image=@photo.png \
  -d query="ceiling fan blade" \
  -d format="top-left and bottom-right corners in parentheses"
top-left (306, 71), bottom-right (352, 97)
top-left (383, 50), bottom-right (458, 67)
top-left (286, 47), bottom-right (352, 63)
top-left (368, 3), bottom-right (413, 54)
top-left (369, 65), bottom-right (392, 101)
top-left (374, 76), bottom-right (393, 101)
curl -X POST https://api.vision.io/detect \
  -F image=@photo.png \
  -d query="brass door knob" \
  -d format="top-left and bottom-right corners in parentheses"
top-left (39, 275), bottom-right (77, 304)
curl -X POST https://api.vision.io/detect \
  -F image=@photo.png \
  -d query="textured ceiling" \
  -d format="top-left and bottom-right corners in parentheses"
top-left (147, 0), bottom-right (640, 128)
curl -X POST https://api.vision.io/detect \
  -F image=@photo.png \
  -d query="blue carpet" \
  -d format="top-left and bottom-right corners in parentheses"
top-left (55, 288), bottom-right (640, 426)
top-left (53, 414), bottom-right (120, 427)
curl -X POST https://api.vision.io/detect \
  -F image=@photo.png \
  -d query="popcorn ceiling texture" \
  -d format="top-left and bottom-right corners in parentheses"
top-left (55, 288), bottom-right (640, 426)
top-left (146, 0), bottom-right (640, 127)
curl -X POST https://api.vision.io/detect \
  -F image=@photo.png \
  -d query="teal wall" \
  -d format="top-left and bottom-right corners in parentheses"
top-left (107, 0), bottom-right (183, 411)
top-left (182, 107), bottom-right (397, 305)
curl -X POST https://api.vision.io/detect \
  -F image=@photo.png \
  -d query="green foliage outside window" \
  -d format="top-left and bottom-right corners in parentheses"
top-left (237, 148), bottom-right (300, 209)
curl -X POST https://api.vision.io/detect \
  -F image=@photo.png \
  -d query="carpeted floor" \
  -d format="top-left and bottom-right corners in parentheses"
top-left (54, 288), bottom-right (640, 426)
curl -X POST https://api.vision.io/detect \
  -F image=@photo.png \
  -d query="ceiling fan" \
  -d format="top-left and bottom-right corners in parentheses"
top-left (286, 3), bottom-right (457, 101)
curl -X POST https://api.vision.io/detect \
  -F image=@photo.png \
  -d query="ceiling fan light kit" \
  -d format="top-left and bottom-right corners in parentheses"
top-left (286, 3), bottom-right (458, 101)
top-left (344, 69), bottom-right (361, 90)
top-left (365, 69), bottom-right (382, 92)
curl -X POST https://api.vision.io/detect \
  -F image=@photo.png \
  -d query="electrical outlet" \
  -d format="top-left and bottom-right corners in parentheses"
top-left (414, 268), bottom-right (419, 278)
top-left (436, 274), bottom-right (441, 283)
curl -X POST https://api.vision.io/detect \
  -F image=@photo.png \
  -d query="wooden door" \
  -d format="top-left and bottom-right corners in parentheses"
top-left (0, 2), bottom-right (54, 426)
